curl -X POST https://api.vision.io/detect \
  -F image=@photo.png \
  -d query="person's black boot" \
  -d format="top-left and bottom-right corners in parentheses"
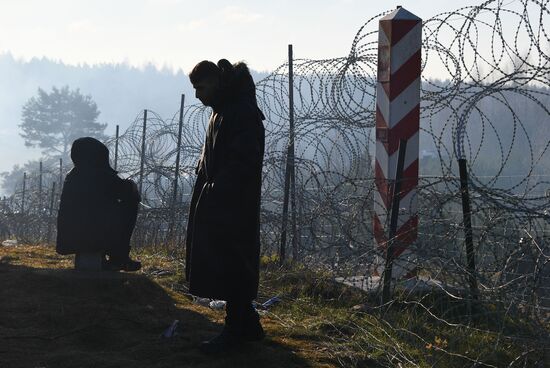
top-left (242, 309), bottom-right (265, 342)
top-left (105, 257), bottom-right (141, 272)
top-left (199, 327), bottom-right (244, 355)
top-left (120, 258), bottom-right (141, 271)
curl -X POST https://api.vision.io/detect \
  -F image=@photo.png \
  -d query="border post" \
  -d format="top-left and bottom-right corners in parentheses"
top-left (373, 7), bottom-right (422, 281)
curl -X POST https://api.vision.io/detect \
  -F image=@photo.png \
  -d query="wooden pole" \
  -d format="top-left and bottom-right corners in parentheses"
top-left (382, 139), bottom-right (407, 304)
top-left (374, 7), bottom-right (422, 280)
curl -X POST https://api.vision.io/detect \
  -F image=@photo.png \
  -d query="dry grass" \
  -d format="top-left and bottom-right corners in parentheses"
top-left (1, 245), bottom-right (547, 368)
top-left (0, 245), bottom-right (333, 368)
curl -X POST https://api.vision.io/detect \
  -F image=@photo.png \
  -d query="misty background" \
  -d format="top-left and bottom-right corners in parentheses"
top-left (2, 51), bottom-right (550, 197)
top-left (0, 52), bottom-right (270, 194)
top-left (0, 53), bottom-right (186, 172)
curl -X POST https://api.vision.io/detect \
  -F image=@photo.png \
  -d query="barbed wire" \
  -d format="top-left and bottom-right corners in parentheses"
top-left (1, 0), bottom-right (549, 366)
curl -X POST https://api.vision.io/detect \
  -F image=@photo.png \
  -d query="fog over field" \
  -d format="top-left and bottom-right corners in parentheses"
top-left (0, 54), bottom-right (275, 195)
top-left (0, 53), bottom-right (194, 176)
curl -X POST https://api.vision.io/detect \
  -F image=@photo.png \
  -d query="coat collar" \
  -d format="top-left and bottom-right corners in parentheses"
top-left (212, 112), bottom-right (224, 150)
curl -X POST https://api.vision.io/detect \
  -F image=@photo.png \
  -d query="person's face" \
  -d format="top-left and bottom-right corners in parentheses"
top-left (193, 76), bottom-right (220, 107)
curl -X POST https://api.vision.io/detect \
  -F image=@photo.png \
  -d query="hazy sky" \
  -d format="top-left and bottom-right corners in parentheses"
top-left (0, 0), bottom-right (486, 74)
top-left (0, 0), bottom-right (546, 188)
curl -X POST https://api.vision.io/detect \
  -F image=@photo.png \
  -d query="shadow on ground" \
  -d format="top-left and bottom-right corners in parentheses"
top-left (0, 258), bottom-right (311, 368)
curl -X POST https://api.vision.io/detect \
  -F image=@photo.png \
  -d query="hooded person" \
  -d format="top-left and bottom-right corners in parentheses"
top-left (186, 59), bottom-right (266, 353)
top-left (56, 137), bottom-right (141, 271)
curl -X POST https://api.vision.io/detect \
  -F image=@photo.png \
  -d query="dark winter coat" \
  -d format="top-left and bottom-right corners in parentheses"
top-left (56, 137), bottom-right (139, 255)
top-left (185, 66), bottom-right (265, 301)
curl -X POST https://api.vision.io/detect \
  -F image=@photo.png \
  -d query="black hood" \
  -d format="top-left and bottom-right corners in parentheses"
top-left (227, 62), bottom-right (257, 104)
top-left (70, 137), bottom-right (114, 171)
top-left (216, 60), bottom-right (265, 120)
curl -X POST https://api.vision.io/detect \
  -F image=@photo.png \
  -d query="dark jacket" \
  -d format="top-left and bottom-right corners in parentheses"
top-left (185, 64), bottom-right (265, 301)
top-left (56, 137), bottom-right (139, 255)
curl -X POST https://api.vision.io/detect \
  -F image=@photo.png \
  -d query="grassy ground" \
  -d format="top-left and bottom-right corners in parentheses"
top-left (0, 245), bottom-right (548, 368)
top-left (0, 245), bottom-right (320, 368)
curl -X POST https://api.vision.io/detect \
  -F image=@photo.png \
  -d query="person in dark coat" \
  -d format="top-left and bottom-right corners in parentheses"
top-left (56, 137), bottom-right (141, 271)
top-left (186, 59), bottom-right (266, 353)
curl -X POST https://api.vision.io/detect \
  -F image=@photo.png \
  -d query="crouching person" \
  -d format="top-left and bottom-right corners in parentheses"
top-left (56, 137), bottom-right (141, 272)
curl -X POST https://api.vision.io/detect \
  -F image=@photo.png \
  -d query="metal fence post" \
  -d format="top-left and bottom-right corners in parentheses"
top-left (46, 182), bottom-right (57, 243)
top-left (21, 172), bottom-right (27, 214)
top-left (280, 44), bottom-right (296, 264)
top-left (170, 94), bottom-right (185, 245)
top-left (139, 109), bottom-right (148, 199)
top-left (114, 125), bottom-right (120, 171)
top-left (382, 139), bottom-right (407, 304)
top-left (173, 94), bottom-right (185, 208)
top-left (458, 158), bottom-right (479, 305)
top-left (38, 161), bottom-right (43, 213)
top-left (59, 158), bottom-right (63, 192)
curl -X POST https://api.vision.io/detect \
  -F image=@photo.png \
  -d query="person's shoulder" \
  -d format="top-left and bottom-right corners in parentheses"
top-left (65, 167), bottom-right (77, 177)
top-left (62, 168), bottom-right (77, 188)
top-left (64, 167), bottom-right (84, 182)
top-left (103, 168), bottom-right (124, 185)
top-left (227, 99), bottom-right (264, 126)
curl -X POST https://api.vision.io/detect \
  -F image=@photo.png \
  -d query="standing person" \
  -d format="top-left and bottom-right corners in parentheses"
top-left (185, 59), bottom-right (266, 353)
top-left (56, 137), bottom-right (141, 271)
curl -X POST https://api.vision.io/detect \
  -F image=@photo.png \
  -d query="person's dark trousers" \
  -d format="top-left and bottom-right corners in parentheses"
top-left (225, 299), bottom-right (264, 341)
top-left (105, 199), bottom-right (139, 263)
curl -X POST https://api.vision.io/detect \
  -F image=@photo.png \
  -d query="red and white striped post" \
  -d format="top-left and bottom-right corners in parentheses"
top-left (373, 6), bottom-right (422, 279)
